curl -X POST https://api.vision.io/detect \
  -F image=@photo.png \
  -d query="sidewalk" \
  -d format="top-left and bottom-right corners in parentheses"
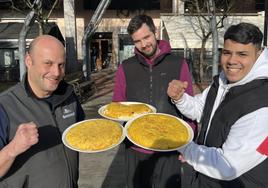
top-left (78, 68), bottom-right (126, 188)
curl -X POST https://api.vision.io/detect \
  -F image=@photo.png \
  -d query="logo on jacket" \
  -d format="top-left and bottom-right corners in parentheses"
top-left (62, 107), bottom-right (75, 119)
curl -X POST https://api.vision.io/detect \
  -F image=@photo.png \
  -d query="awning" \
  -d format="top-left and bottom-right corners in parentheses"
top-left (0, 22), bottom-right (64, 48)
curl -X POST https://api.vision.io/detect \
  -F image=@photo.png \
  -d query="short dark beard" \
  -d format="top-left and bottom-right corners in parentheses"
top-left (141, 44), bottom-right (158, 59)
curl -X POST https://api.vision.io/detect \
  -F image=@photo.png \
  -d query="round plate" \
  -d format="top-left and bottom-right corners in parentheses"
top-left (125, 113), bottom-right (193, 152)
top-left (98, 102), bottom-right (157, 122)
top-left (62, 119), bottom-right (125, 153)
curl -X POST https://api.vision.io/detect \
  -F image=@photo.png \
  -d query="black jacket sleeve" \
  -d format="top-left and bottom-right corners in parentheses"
top-left (0, 104), bottom-right (8, 148)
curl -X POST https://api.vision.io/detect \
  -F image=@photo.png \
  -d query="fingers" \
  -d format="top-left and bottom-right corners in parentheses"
top-left (178, 154), bottom-right (186, 163)
top-left (8, 122), bottom-right (39, 157)
top-left (18, 122), bottom-right (39, 145)
top-left (167, 80), bottom-right (188, 101)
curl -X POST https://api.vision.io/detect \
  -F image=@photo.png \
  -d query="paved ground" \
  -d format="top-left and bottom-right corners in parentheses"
top-left (78, 68), bottom-right (127, 188)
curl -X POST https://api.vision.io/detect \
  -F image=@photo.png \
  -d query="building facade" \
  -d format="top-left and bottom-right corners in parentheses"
top-left (0, 0), bottom-right (266, 80)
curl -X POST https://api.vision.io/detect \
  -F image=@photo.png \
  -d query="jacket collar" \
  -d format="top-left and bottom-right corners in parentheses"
top-left (134, 40), bottom-right (172, 66)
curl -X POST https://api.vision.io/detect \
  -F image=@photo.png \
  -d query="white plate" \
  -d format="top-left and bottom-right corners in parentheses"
top-left (62, 119), bottom-right (125, 153)
top-left (125, 113), bottom-right (193, 152)
top-left (98, 102), bottom-right (157, 122)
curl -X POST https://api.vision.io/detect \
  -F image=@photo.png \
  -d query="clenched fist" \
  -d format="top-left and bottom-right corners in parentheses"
top-left (167, 80), bottom-right (188, 101)
top-left (8, 122), bottom-right (39, 158)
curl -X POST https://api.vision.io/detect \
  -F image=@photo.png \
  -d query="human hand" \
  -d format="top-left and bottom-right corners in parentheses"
top-left (178, 154), bottom-right (186, 163)
top-left (7, 122), bottom-right (39, 158)
top-left (167, 80), bottom-right (188, 101)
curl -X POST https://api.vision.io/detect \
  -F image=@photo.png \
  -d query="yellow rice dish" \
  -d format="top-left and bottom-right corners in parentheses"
top-left (66, 119), bottom-right (122, 151)
top-left (127, 114), bottom-right (189, 150)
top-left (104, 102), bottom-right (153, 119)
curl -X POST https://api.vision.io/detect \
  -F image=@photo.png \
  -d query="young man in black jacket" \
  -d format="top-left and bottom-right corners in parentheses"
top-left (168, 22), bottom-right (268, 188)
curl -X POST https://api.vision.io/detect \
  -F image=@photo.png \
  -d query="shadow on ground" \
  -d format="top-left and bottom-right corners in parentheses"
top-left (79, 68), bottom-right (126, 188)
top-left (101, 144), bottom-right (127, 188)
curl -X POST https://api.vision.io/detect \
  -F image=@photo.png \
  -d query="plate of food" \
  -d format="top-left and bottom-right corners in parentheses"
top-left (98, 102), bottom-right (156, 122)
top-left (125, 113), bottom-right (193, 152)
top-left (62, 119), bottom-right (125, 153)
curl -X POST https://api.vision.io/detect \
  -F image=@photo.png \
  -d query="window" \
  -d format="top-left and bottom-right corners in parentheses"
top-left (4, 51), bottom-right (11, 67)
top-left (256, 0), bottom-right (265, 10)
top-left (185, 0), bottom-right (231, 13)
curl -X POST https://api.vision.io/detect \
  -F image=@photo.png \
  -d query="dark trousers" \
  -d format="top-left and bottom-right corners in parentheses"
top-left (124, 138), bottom-right (196, 188)
top-left (91, 56), bottom-right (97, 71)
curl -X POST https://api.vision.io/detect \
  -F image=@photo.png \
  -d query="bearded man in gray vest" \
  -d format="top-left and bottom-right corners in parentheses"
top-left (168, 22), bottom-right (268, 188)
top-left (0, 35), bottom-right (85, 188)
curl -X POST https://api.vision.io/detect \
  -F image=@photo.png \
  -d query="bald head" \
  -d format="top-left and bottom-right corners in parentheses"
top-left (28, 35), bottom-right (65, 56)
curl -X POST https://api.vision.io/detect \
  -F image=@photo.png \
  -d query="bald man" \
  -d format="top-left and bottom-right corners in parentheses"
top-left (0, 35), bottom-right (85, 188)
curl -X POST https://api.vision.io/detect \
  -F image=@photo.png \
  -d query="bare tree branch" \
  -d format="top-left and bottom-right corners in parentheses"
top-left (45, 0), bottom-right (59, 21)
top-left (181, 0), bottom-right (234, 82)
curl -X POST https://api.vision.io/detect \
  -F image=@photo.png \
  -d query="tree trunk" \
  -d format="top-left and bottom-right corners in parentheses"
top-left (199, 40), bottom-right (206, 82)
top-left (64, 0), bottom-right (77, 74)
top-left (208, 0), bottom-right (219, 78)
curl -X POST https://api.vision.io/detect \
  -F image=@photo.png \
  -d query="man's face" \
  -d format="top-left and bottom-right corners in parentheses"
top-left (131, 23), bottom-right (158, 58)
top-left (25, 39), bottom-right (65, 98)
top-left (221, 39), bottom-right (261, 83)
